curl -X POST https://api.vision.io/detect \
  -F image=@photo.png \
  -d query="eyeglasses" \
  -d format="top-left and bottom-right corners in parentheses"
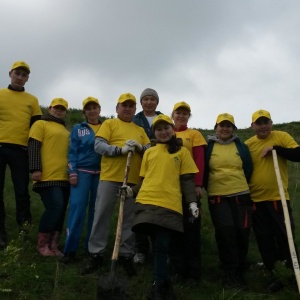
top-left (255, 119), bottom-right (271, 125)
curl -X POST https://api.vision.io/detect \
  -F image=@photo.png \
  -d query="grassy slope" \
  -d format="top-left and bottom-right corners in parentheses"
top-left (0, 122), bottom-right (300, 299)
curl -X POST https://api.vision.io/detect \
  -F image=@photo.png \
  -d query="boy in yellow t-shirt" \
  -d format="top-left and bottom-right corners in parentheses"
top-left (0, 61), bottom-right (42, 249)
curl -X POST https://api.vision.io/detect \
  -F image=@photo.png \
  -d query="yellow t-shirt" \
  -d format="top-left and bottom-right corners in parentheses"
top-left (88, 123), bottom-right (102, 134)
top-left (136, 144), bottom-right (199, 214)
top-left (207, 143), bottom-right (249, 196)
top-left (29, 120), bottom-right (70, 182)
top-left (245, 131), bottom-right (298, 202)
top-left (0, 88), bottom-right (42, 146)
top-left (175, 128), bottom-right (207, 155)
top-left (96, 118), bottom-right (150, 184)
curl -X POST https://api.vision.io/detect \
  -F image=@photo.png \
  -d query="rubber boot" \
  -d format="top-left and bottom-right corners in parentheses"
top-left (50, 231), bottom-right (63, 256)
top-left (37, 232), bottom-right (55, 256)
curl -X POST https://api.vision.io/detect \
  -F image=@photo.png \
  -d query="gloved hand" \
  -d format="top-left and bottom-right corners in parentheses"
top-left (121, 144), bottom-right (135, 155)
top-left (126, 140), bottom-right (143, 152)
top-left (189, 202), bottom-right (199, 218)
top-left (119, 185), bottom-right (133, 198)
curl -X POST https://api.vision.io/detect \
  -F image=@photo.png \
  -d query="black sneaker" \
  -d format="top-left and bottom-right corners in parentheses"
top-left (119, 256), bottom-right (136, 277)
top-left (81, 255), bottom-right (103, 275)
top-left (61, 252), bottom-right (76, 264)
top-left (267, 279), bottom-right (284, 293)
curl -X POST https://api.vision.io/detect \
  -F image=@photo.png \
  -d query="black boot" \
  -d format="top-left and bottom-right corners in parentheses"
top-left (147, 281), bottom-right (165, 300)
top-left (0, 229), bottom-right (7, 250)
top-left (147, 281), bottom-right (177, 300)
top-left (119, 256), bottom-right (136, 277)
top-left (81, 254), bottom-right (103, 275)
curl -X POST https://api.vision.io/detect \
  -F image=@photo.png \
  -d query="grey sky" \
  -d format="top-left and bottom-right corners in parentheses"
top-left (1, 0), bottom-right (299, 129)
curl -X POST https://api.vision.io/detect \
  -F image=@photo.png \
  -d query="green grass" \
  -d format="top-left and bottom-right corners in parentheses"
top-left (1, 123), bottom-right (300, 299)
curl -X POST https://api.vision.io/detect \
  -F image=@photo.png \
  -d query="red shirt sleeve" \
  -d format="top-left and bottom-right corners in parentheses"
top-left (192, 145), bottom-right (205, 186)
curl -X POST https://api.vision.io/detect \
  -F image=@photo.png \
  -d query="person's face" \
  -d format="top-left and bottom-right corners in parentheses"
top-left (83, 103), bottom-right (101, 123)
top-left (116, 100), bottom-right (136, 122)
top-left (48, 105), bottom-right (67, 119)
top-left (215, 121), bottom-right (235, 141)
top-left (154, 122), bottom-right (174, 142)
top-left (9, 68), bottom-right (29, 90)
top-left (141, 96), bottom-right (158, 116)
top-left (172, 108), bottom-right (190, 127)
top-left (251, 117), bottom-right (272, 139)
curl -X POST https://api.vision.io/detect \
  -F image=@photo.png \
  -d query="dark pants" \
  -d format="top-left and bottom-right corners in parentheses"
top-left (209, 194), bottom-right (252, 271)
top-left (35, 186), bottom-right (69, 233)
top-left (170, 199), bottom-right (202, 279)
top-left (150, 227), bottom-right (172, 284)
top-left (252, 200), bottom-right (297, 271)
top-left (135, 232), bottom-right (150, 254)
top-left (0, 145), bottom-right (31, 232)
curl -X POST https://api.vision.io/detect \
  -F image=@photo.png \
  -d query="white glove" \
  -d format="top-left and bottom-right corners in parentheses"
top-left (121, 144), bottom-right (135, 155)
top-left (189, 202), bottom-right (199, 218)
top-left (120, 185), bottom-right (133, 198)
top-left (126, 139), bottom-right (143, 152)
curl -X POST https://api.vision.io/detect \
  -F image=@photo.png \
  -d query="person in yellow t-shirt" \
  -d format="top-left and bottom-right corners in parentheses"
top-left (0, 61), bottom-right (42, 249)
top-left (83, 93), bottom-right (150, 276)
top-left (204, 113), bottom-right (253, 289)
top-left (245, 109), bottom-right (300, 293)
top-left (127, 115), bottom-right (199, 299)
top-left (28, 98), bottom-right (70, 257)
top-left (170, 101), bottom-right (207, 285)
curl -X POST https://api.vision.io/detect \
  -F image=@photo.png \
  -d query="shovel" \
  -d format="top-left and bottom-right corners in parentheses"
top-left (97, 151), bottom-right (133, 300)
top-left (272, 150), bottom-right (300, 293)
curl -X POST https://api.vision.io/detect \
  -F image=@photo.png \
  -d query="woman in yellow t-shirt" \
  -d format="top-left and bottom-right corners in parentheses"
top-left (28, 98), bottom-right (70, 257)
top-left (128, 115), bottom-right (199, 299)
top-left (170, 101), bottom-right (207, 284)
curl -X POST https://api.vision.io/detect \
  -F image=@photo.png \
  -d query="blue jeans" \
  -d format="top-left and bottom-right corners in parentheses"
top-left (0, 145), bottom-right (31, 229)
top-left (35, 186), bottom-right (69, 233)
top-left (64, 171), bottom-right (99, 253)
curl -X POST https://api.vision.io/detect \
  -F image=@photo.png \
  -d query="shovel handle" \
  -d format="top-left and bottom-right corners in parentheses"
top-left (111, 151), bottom-right (133, 261)
top-left (272, 150), bottom-right (300, 293)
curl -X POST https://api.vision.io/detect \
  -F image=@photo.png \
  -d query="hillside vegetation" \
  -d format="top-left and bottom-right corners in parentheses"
top-left (0, 112), bottom-right (299, 299)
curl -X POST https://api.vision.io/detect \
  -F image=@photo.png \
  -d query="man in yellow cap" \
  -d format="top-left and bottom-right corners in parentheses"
top-left (83, 93), bottom-right (150, 276)
top-left (0, 61), bottom-right (42, 249)
top-left (245, 109), bottom-right (300, 292)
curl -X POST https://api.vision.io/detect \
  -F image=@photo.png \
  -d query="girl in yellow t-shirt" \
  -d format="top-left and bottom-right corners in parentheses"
top-left (128, 115), bottom-right (199, 299)
top-left (28, 98), bottom-right (70, 257)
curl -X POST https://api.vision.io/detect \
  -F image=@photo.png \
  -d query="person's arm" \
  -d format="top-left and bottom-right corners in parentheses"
top-left (68, 127), bottom-right (80, 185)
top-left (192, 145), bottom-right (205, 188)
top-left (180, 173), bottom-right (197, 204)
top-left (94, 137), bottom-right (134, 156)
top-left (30, 115), bottom-right (42, 127)
top-left (28, 137), bottom-right (42, 181)
top-left (273, 146), bottom-right (300, 162)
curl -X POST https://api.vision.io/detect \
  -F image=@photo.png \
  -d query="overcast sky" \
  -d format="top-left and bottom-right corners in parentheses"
top-left (1, 0), bottom-right (299, 129)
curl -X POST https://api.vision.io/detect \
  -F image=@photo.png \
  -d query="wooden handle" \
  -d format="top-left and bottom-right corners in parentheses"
top-left (111, 151), bottom-right (133, 261)
top-left (272, 150), bottom-right (300, 293)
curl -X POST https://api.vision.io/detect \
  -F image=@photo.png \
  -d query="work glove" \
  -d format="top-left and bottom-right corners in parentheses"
top-left (125, 140), bottom-right (143, 152)
top-left (189, 202), bottom-right (199, 219)
top-left (119, 185), bottom-right (133, 198)
top-left (121, 144), bottom-right (135, 155)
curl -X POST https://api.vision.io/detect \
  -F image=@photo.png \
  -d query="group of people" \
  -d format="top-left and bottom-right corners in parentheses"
top-left (1, 61), bottom-right (300, 299)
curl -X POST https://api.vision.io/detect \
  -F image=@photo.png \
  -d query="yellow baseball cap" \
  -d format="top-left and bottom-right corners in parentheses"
top-left (11, 61), bottom-right (30, 74)
top-left (152, 114), bottom-right (174, 129)
top-left (172, 101), bottom-right (191, 112)
top-left (252, 109), bottom-right (272, 123)
top-left (117, 93), bottom-right (136, 104)
top-left (82, 96), bottom-right (100, 108)
top-left (216, 113), bottom-right (235, 125)
top-left (50, 98), bottom-right (68, 110)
